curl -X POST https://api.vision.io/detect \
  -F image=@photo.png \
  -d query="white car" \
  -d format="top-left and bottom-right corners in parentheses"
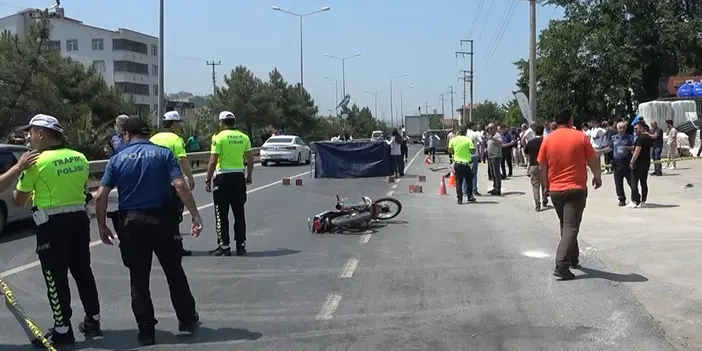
top-left (0, 144), bottom-right (33, 236)
top-left (260, 135), bottom-right (312, 166)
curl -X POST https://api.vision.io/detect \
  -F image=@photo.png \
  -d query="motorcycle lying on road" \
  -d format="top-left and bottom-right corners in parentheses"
top-left (308, 195), bottom-right (402, 234)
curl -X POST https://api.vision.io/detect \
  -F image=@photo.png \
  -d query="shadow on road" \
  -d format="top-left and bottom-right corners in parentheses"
top-left (500, 191), bottom-right (526, 197)
top-left (461, 201), bottom-right (499, 205)
top-left (188, 248), bottom-right (301, 258)
top-left (659, 173), bottom-right (680, 177)
top-left (642, 203), bottom-right (679, 208)
top-left (575, 266), bottom-right (648, 282)
top-left (0, 219), bottom-right (34, 244)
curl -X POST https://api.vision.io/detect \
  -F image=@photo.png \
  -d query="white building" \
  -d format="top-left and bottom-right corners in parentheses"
top-left (0, 7), bottom-right (159, 116)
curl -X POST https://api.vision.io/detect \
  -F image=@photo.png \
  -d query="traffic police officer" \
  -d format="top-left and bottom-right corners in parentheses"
top-left (205, 111), bottom-right (253, 256)
top-left (150, 110), bottom-right (195, 256)
top-left (13, 114), bottom-right (102, 346)
top-left (448, 125), bottom-right (477, 204)
top-left (94, 117), bottom-right (202, 346)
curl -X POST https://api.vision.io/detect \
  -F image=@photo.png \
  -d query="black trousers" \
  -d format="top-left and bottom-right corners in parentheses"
top-left (36, 211), bottom-right (100, 328)
top-left (612, 164), bottom-right (632, 202)
top-left (429, 147), bottom-right (436, 163)
top-left (115, 208), bottom-right (197, 328)
top-left (550, 189), bottom-right (587, 266)
top-left (501, 150), bottom-right (513, 176)
top-left (400, 143), bottom-right (408, 160)
top-left (453, 162), bottom-right (473, 200)
top-left (213, 172), bottom-right (248, 247)
top-left (631, 163), bottom-right (650, 204)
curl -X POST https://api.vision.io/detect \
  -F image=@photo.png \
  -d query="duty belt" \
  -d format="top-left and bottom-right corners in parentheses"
top-left (39, 204), bottom-right (86, 215)
top-left (216, 168), bottom-right (244, 175)
top-left (454, 161), bottom-right (470, 165)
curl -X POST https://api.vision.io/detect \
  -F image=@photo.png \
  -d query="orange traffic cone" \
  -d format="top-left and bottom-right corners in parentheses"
top-left (424, 156), bottom-right (432, 165)
top-left (448, 169), bottom-right (456, 188)
top-left (438, 177), bottom-right (448, 195)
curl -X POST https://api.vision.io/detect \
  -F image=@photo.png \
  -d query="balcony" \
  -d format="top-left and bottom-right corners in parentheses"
top-left (112, 51), bottom-right (148, 63)
top-left (113, 72), bottom-right (150, 84)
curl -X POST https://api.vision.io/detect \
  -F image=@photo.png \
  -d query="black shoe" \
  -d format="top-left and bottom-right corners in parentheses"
top-left (488, 177), bottom-right (493, 181)
top-left (508, 173), bottom-right (513, 177)
top-left (209, 246), bottom-right (232, 256)
top-left (618, 200), bottom-right (626, 207)
top-left (571, 261), bottom-right (581, 269)
top-left (236, 242), bottom-right (247, 256)
top-left (553, 265), bottom-right (576, 280)
top-left (181, 249), bottom-right (192, 257)
top-left (178, 312), bottom-right (201, 333)
top-left (474, 191), bottom-right (482, 196)
top-left (457, 198), bottom-right (463, 204)
top-left (490, 191), bottom-right (501, 196)
top-left (78, 317), bottom-right (103, 337)
top-left (32, 326), bottom-right (75, 347)
top-left (137, 325), bottom-right (156, 346)
top-left (542, 199), bottom-right (548, 207)
top-left (467, 197), bottom-right (476, 202)
top-left (535, 204), bottom-right (541, 212)
top-left (501, 175), bottom-right (507, 180)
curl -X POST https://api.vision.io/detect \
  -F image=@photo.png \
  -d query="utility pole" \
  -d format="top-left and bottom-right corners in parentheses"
top-left (528, 0), bottom-right (537, 121)
top-left (448, 85), bottom-right (456, 126)
top-left (424, 101), bottom-right (430, 126)
top-left (206, 61), bottom-right (221, 93)
top-left (439, 93), bottom-right (446, 129)
top-left (456, 39), bottom-right (474, 125)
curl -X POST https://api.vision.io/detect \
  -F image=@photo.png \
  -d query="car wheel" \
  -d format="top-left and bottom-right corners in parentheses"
top-left (0, 203), bottom-right (7, 237)
top-left (261, 161), bottom-right (268, 166)
top-left (305, 152), bottom-right (312, 164)
top-left (297, 153), bottom-right (302, 165)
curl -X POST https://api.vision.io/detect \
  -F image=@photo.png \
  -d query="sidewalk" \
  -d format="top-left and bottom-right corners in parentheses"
top-left (462, 158), bottom-right (702, 350)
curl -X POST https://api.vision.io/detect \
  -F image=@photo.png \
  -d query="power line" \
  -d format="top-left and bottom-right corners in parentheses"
top-left (476, 0), bottom-right (496, 41)
top-left (484, 0), bottom-right (519, 68)
top-left (467, 0), bottom-right (485, 39)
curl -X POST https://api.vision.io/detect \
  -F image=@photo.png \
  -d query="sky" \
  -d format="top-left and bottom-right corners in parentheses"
top-left (2, 0), bottom-right (563, 124)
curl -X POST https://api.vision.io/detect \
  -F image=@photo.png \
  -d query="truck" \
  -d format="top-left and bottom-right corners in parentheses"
top-left (404, 115), bottom-right (430, 144)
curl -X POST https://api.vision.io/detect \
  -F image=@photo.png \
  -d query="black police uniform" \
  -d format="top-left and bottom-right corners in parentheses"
top-left (101, 136), bottom-right (199, 346)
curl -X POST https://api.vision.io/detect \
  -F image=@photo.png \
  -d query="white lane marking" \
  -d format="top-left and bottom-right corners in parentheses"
top-left (315, 294), bottom-right (342, 320)
top-left (386, 190), bottom-right (394, 197)
top-left (523, 250), bottom-right (551, 258)
top-left (359, 233), bottom-right (371, 244)
top-left (404, 148), bottom-right (423, 173)
top-left (1, 170), bottom-right (314, 278)
top-left (340, 258), bottom-right (359, 278)
top-left (390, 184), bottom-right (397, 189)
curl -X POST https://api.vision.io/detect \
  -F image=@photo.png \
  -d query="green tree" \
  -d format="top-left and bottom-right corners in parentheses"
top-left (471, 100), bottom-right (506, 127)
top-left (209, 65), bottom-right (263, 138)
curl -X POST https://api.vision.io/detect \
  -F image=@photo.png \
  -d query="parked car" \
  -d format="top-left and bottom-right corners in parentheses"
top-left (423, 129), bottom-right (452, 154)
top-left (0, 144), bottom-right (33, 236)
top-left (259, 135), bottom-right (313, 166)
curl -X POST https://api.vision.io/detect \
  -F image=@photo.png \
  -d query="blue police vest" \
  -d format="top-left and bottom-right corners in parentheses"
top-left (101, 139), bottom-right (183, 211)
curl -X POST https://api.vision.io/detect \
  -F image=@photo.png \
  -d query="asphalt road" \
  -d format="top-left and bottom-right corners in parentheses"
top-left (0, 145), bottom-right (681, 350)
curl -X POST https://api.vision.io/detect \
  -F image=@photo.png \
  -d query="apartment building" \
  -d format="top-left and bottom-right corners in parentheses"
top-left (0, 7), bottom-right (159, 116)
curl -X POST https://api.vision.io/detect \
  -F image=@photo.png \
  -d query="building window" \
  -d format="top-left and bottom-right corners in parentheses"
top-left (112, 39), bottom-right (148, 54)
top-left (153, 84), bottom-right (158, 96)
top-left (152, 65), bottom-right (158, 76)
top-left (114, 82), bottom-right (150, 96)
top-left (113, 60), bottom-right (149, 75)
top-left (151, 44), bottom-right (158, 56)
top-left (66, 39), bottom-right (78, 52)
top-left (91, 38), bottom-right (104, 51)
top-left (92, 60), bottom-right (106, 72)
top-left (46, 40), bottom-right (60, 52)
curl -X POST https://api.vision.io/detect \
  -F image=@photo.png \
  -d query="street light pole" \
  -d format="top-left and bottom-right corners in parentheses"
top-left (157, 0), bottom-right (164, 128)
top-left (528, 0), bottom-right (538, 121)
top-left (389, 74), bottom-right (407, 128)
top-left (272, 5), bottom-right (331, 89)
top-left (324, 53), bottom-right (361, 96)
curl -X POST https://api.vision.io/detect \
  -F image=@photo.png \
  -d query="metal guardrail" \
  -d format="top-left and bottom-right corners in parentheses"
top-left (87, 148), bottom-right (262, 174)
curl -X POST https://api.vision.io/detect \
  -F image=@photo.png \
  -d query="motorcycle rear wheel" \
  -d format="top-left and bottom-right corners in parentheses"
top-left (372, 197), bottom-right (402, 220)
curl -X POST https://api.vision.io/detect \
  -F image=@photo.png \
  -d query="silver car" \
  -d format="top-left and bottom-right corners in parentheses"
top-left (260, 135), bottom-right (312, 166)
top-left (0, 144), bottom-right (33, 236)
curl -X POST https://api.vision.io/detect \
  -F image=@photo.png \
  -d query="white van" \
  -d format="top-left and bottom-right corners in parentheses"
top-left (370, 130), bottom-right (384, 141)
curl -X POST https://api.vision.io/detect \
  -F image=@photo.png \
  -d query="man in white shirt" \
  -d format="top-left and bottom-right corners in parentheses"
top-left (447, 129), bottom-right (456, 164)
top-left (588, 119), bottom-right (607, 167)
top-left (465, 122), bottom-right (483, 196)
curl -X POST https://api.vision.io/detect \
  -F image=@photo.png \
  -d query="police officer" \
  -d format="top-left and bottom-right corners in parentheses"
top-left (150, 110), bottom-right (195, 256)
top-left (12, 114), bottom-right (102, 346)
top-left (205, 111), bottom-right (253, 256)
top-left (94, 117), bottom-right (202, 346)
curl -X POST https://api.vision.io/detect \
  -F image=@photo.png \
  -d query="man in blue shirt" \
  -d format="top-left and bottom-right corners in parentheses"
top-left (104, 115), bottom-right (129, 157)
top-left (500, 125), bottom-right (515, 178)
top-left (610, 121), bottom-right (635, 206)
top-left (94, 117), bottom-right (203, 346)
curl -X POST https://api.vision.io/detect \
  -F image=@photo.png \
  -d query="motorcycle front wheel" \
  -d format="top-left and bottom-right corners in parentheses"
top-left (330, 212), bottom-right (373, 226)
top-left (373, 197), bottom-right (402, 220)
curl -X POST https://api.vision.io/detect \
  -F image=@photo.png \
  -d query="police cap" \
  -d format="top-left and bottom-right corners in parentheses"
top-left (122, 117), bottom-right (151, 136)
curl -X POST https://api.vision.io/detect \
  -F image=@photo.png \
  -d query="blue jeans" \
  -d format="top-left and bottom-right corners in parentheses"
top-left (462, 155), bottom-right (480, 194)
top-left (652, 146), bottom-right (662, 173)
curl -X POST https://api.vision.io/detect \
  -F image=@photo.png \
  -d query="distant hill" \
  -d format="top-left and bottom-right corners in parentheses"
top-left (167, 91), bottom-right (209, 108)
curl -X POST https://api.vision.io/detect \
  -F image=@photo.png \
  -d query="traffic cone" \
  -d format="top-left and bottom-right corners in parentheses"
top-left (448, 169), bottom-right (456, 188)
top-left (437, 177), bottom-right (448, 196)
top-left (424, 156), bottom-right (431, 164)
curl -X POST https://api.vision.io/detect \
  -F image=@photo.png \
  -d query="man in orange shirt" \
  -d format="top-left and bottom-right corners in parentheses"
top-left (537, 109), bottom-right (602, 280)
